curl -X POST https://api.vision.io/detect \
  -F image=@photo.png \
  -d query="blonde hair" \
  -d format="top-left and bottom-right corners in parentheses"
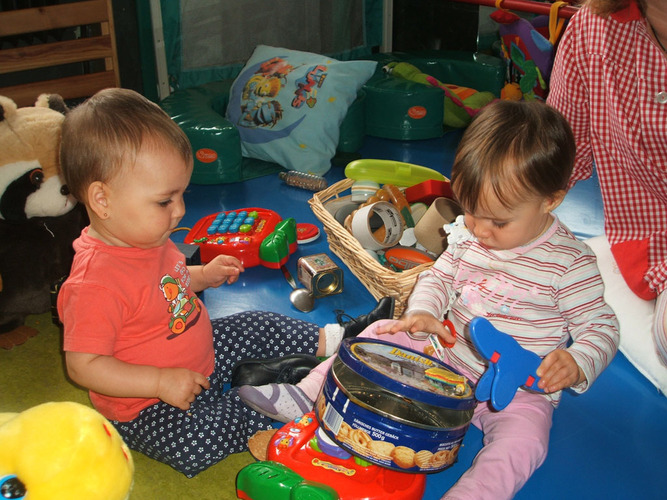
top-left (451, 100), bottom-right (575, 214)
top-left (60, 88), bottom-right (192, 203)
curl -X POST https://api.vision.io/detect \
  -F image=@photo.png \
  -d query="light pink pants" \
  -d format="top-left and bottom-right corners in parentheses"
top-left (299, 319), bottom-right (553, 500)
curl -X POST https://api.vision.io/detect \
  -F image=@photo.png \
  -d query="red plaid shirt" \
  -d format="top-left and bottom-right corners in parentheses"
top-left (548, 1), bottom-right (667, 294)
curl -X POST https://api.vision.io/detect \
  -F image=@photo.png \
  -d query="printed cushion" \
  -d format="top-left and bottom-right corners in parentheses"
top-left (226, 45), bottom-right (377, 175)
top-left (585, 236), bottom-right (666, 395)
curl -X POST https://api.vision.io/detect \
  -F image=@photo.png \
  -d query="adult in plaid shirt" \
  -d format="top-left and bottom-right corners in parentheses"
top-left (548, 0), bottom-right (667, 364)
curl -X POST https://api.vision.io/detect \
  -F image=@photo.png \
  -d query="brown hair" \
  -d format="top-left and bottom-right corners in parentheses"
top-left (60, 88), bottom-right (192, 203)
top-left (451, 100), bottom-right (575, 214)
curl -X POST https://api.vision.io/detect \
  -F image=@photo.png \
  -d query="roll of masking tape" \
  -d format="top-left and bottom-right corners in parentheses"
top-left (351, 180), bottom-right (380, 202)
top-left (350, 201), bottom-right (403, 250)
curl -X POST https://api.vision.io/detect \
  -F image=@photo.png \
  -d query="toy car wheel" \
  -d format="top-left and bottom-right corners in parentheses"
top-left (171, 318), bottom-right (186, 335)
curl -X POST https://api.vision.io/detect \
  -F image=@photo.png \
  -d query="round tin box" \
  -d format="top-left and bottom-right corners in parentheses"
top-left (315, 338), bottom-right (476, 473)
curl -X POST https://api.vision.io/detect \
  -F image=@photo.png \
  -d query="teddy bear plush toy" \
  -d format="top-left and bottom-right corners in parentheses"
top-left (0, 401), bottom-right (134, 499)
top-left (0, 94), bottom-right (87, 349)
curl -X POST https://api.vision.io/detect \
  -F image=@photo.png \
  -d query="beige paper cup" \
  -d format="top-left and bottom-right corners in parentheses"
top-left (414, 197), bottom-right (462, 254)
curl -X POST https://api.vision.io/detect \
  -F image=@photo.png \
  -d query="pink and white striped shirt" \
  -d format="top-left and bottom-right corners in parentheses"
top-left (406, 217), bottom-right (619, 406)
top-left (547, 1), bottom-right (667, 294)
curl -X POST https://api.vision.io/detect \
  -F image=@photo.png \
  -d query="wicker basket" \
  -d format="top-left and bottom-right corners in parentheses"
top-left (309, 178), bottom-right (435, 318)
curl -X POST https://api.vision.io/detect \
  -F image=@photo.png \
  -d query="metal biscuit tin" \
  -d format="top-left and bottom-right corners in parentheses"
top-left (297, 253), bottom-right (344, 298)
top-left (315, 338), bottom-right (476, 473)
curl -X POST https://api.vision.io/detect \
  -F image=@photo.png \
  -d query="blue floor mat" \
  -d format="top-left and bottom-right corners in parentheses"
top-left (172, 132), bottom-right (666, 500)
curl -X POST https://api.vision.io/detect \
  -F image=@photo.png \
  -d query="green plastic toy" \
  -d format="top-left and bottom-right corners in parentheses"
top-left (384, 61), bottom-right (496, 128)
top-left (345, 159), bottom-right (446, 187)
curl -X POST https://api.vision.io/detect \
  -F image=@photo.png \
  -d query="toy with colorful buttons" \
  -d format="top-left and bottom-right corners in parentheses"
top-left (183, 208), bottom-right (297, 268)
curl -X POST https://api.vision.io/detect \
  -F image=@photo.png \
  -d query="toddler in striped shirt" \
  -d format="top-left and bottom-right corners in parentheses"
top-left (240, 100), bottom-right (620, 500)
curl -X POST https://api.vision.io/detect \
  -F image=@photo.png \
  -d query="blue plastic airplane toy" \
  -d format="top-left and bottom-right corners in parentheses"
top-left (469, 317), bottom-right (544, 410)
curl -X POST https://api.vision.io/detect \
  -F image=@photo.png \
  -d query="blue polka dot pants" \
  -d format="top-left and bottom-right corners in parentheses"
top-left (113, 311), bottom-right (319, 477)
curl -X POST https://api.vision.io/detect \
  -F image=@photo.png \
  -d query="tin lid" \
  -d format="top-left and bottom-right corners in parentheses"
top-left (337, 338), bottom-right (476, 411)
top-left (296, 223), bottom-right (320, 244)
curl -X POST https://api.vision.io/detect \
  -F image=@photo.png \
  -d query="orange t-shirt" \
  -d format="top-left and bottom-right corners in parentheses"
top-left (58, 228), bottom-right (215, 421)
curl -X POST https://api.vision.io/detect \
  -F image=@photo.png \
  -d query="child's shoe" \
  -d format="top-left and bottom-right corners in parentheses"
top-left (238, 383), bottom-right (314, 423)
top-left (336, 296), bottom-right (395, 338)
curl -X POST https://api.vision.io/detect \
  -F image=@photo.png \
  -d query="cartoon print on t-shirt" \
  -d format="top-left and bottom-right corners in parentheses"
top-left (159, 274), bottom-right (201, 338)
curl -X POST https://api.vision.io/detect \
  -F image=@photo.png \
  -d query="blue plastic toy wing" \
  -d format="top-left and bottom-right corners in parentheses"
top-left (469, 317), bottom-right (544, 410)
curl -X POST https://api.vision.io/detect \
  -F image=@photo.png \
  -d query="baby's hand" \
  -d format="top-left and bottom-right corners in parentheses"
top-left (156, 367), bottom-right (210, 410)
top-left (536, 349), bottom-right (585, 393)
top-left (203, 254), bottom-right (245, 287)
top-left (375, 312), bottom-right (456, 346)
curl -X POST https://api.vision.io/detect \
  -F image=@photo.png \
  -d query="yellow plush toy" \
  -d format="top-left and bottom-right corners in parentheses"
top-left (0, 402), bottom-right (134, 500)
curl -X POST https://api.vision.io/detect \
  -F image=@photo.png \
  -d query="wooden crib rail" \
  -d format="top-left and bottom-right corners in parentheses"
top-left (0, 0), bottom-right (120, 107)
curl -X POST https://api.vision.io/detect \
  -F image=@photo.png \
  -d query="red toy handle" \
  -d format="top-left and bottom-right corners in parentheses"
top-left (439, 319), bottom-right (457, 348)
